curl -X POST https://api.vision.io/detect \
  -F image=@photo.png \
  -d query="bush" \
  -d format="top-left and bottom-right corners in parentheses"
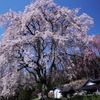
top-left (43, 94), bottom-right (100, 100)
top-left (21, 94), bottom-right (100, 100)
top-left (18, 88), bottom-right (33, 100)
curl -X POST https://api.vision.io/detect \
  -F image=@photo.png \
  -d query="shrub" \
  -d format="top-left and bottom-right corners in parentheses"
top-left (43, 94), bottom-right (100, 100)
top-left (18, 88), bottom-right (33, 100)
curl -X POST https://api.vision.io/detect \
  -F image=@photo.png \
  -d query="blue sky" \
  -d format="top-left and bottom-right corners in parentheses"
top-left (0, 0), bottom-right (100, 35)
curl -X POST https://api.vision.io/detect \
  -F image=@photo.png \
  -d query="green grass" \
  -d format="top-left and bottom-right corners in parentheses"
top-left (29, 94), bottom-right (100, 100)
top-left (32, 98), bottom-right (39, 100)
top-left (37, 94), bottom-right (100, 100)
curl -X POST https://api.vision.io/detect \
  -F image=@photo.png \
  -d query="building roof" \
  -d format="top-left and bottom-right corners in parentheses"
top-left (53, 87), bottom-right (63, 91)
top-left (61, 87), bottom-right (75, 93)
top-left (90, 77), bottom-right (100, 83)
top-left (76, 84), bottom-right (97, 90)
top-left (75, 78), bottom-right (100, 91)
top-left (82, 79), bottom-right (94, 87)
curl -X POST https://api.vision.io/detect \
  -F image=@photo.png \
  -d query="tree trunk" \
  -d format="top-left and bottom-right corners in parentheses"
top-left (41, 83), bottom-right (49, 99)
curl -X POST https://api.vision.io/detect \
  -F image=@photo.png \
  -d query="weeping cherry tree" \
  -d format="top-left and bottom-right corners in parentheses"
top-left (0, 0), bottom-right (93, 97)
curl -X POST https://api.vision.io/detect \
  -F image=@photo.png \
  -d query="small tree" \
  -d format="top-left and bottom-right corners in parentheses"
top-left (85, 34), bottom-right (100, 78)
top-left (71, 34), bottom-right (100, 79)
top-left (0, 0), bottom-right (93, 97)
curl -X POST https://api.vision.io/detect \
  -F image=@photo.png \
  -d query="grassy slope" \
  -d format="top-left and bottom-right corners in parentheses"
top-left (63, 78), bottom-right (87, 89)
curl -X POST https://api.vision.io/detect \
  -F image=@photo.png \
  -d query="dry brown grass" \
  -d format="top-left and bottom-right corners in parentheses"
top-left (63, 78), bottom-right (87, 89)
